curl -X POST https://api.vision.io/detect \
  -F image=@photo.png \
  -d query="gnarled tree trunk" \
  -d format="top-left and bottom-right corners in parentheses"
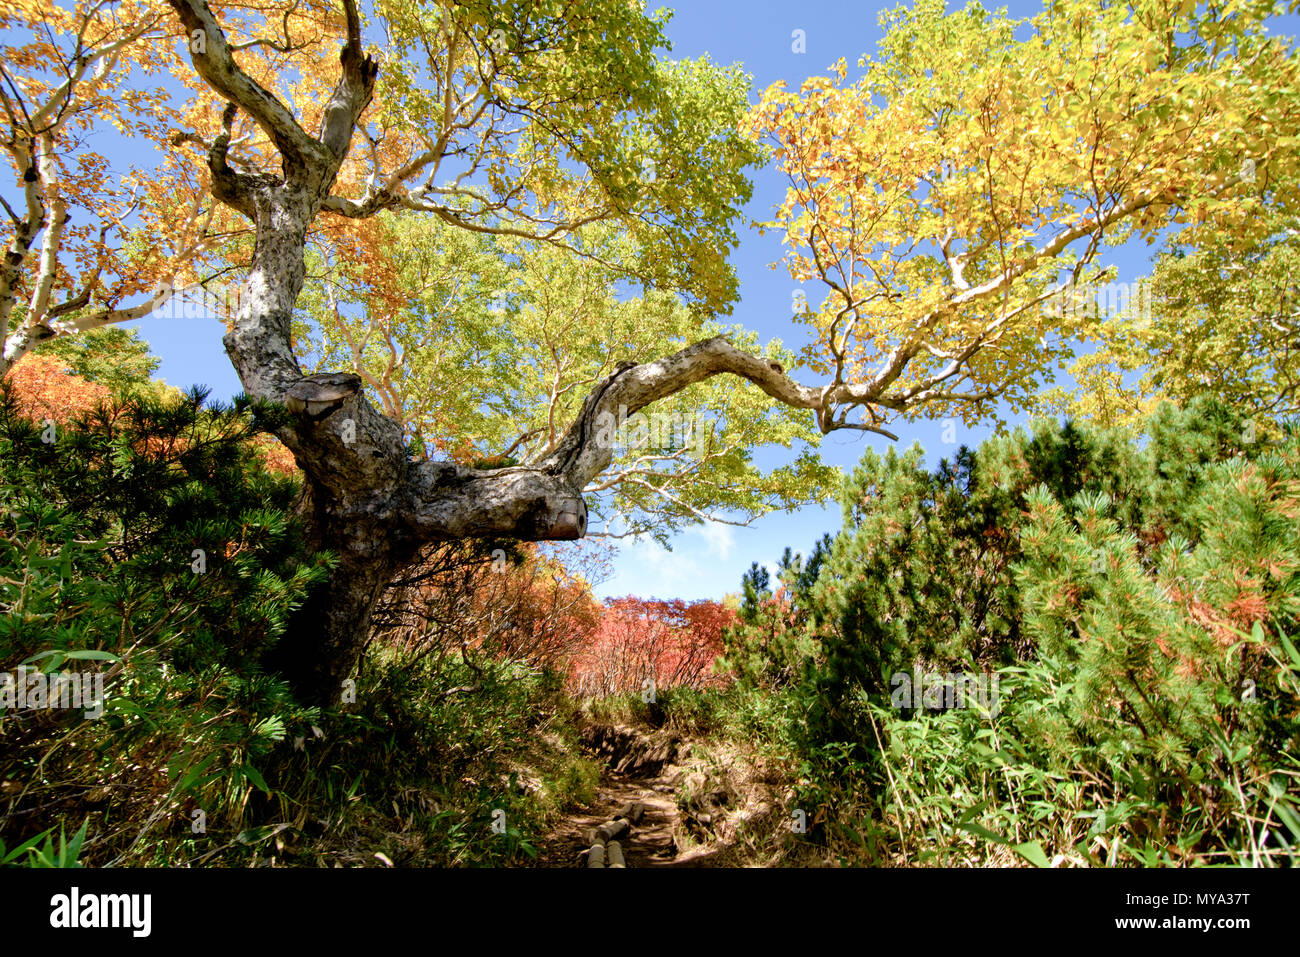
top-left (166, 0), bottom-right (840, 705)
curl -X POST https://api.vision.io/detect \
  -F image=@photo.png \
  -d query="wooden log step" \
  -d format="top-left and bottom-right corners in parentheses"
top-left (587, 843), bottom-right (605, 868)
top-left (596, 819), bottom-right (630, 842)
top-left (606, 840), bottom-right (626, 868)
top-left (614, 802), bottom-right (647, 824)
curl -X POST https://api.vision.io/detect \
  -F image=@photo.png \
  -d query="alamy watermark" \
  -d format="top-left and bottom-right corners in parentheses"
top-left (50, 887), bottom-right (150, 937)
top-left (1, 667), bottom-right (106, 719)
top-left (149, 279), bottom-right (242, 321)
top-left (890, 668), bottom-right (1000, 718)
top-left (1041, 279), bottom-right (1152, 323)
top-left (593, 404), bottom-right (710, 458)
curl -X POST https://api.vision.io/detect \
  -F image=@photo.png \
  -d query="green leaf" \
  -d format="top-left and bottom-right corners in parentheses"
top-left (240, 762), bottom-right (271, 795)
top-left (62, 650), bottom-right (120, 662)
top-left (1271, 796), bottom-right (1300, 845)
top-left (0, 828), bottom-right (53, 866)
top-left (63, 818), bottom-right (89, 866)
top-left (1277, 631), bottom-right (1300, 673)
top-left (1013, 841), bottom-right (1052, 868)
top-left (236, 823), bottom-right (291, 846)
top-left (174, 753), bottom-right (218, 793)
top-left (958, 821), bottom-right (1010, 845)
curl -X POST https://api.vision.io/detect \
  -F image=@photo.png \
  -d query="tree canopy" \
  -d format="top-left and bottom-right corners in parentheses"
top-left (748, 0), bottom-right (1299, 432)
top-left (4, 0), bottom-right (1299, 704)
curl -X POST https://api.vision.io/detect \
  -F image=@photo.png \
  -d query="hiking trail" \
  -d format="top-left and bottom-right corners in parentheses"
top-left (539, 724), bottom-right (726, 868)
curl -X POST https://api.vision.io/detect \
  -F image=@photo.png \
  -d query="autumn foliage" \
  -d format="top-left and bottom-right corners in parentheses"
top-left (4, 349), bottom-right (299, 477)
top-left (567, 597), bottom-right (736, 698)
top-left (368, 543), bottom-right (739, 700)
top-left (250, 434), bottom-right (300, 478)
top-left (3, 352), bottom-right (111, 423)
top-left (370, 542), bottom-right (603, 677)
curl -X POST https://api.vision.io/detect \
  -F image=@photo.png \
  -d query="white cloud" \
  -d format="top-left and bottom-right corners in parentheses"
top-left (694, 521), bottom-right (735, 561)
top-left (615, 534), bottom-right (700, 592)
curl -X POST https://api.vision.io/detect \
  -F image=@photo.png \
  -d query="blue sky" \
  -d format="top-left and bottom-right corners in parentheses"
top-left (116, 1), bottom-right (1295, 603)
top-left (592, 0), bottom-right (1155, 600)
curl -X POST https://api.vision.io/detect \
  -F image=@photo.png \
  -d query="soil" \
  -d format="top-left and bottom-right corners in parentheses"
top-left (539, 723), bottom-right (729, 868)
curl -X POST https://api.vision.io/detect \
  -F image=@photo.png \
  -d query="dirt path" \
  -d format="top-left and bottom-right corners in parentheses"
top-left (538, 724), bottom-right (723, 868)
top-left (539, 772), bottom-right (684, 867)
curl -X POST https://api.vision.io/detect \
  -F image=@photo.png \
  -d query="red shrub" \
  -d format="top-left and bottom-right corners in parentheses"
top-left (568, 597), bottom-right (737, 697)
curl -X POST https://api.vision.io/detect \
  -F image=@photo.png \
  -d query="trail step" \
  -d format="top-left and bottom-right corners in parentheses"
top-left (614, 802), bottom-right (646, 825)
top-left (596, 819), bottom-right (630, 843)
top-left (584, 802), bottom-right (646, 867)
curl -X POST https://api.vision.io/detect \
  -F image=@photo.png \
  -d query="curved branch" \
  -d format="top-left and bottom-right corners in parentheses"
top-left (167, 0), bottom-right (329, 175)
top-left (536, 336), bottom-right (823, 489)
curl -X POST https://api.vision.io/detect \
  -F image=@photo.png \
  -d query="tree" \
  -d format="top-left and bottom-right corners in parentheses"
top-left (5, 0), bottom-right (802, 703)
top-left (371, 538), bottom-right (603, 678)
top-left (3, 351), bottom-right (112, 424)
top-left (568, 596), bottom-right (734, 698)
top-left (293, 213), bottom-right (839, 542)
top-left (3, 0), bottom-right (1295, 703)
top-left (0, 0), bottom-right (223, 370)
top-left (34, 326), bottom-right (161, 392)
top-left (747, 0), bottom-right (1299, 432)
top-left (0, 383), bottom-right (332, 864)
top-left (1040, 209), bottom-right (1300, 430)
top-left (720, 399), bottom-right (1298, 864)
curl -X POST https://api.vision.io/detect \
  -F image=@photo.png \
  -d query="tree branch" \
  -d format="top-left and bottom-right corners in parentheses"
top-left (166, 0), bottom-right (329, 176)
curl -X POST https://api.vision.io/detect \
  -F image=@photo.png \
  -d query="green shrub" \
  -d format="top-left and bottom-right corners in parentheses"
top-left (0, 381), bottom-right (606, 866)
top-left (0, 383), bottom-right (333, 864)
top-left (720, 398), bottom-right (1299, 865)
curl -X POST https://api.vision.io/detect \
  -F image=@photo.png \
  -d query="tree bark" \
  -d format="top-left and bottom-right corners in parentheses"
top-left (262, 486), bottom-right (420, 706)
top-left (163, 0), bottom-right (848, 705)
